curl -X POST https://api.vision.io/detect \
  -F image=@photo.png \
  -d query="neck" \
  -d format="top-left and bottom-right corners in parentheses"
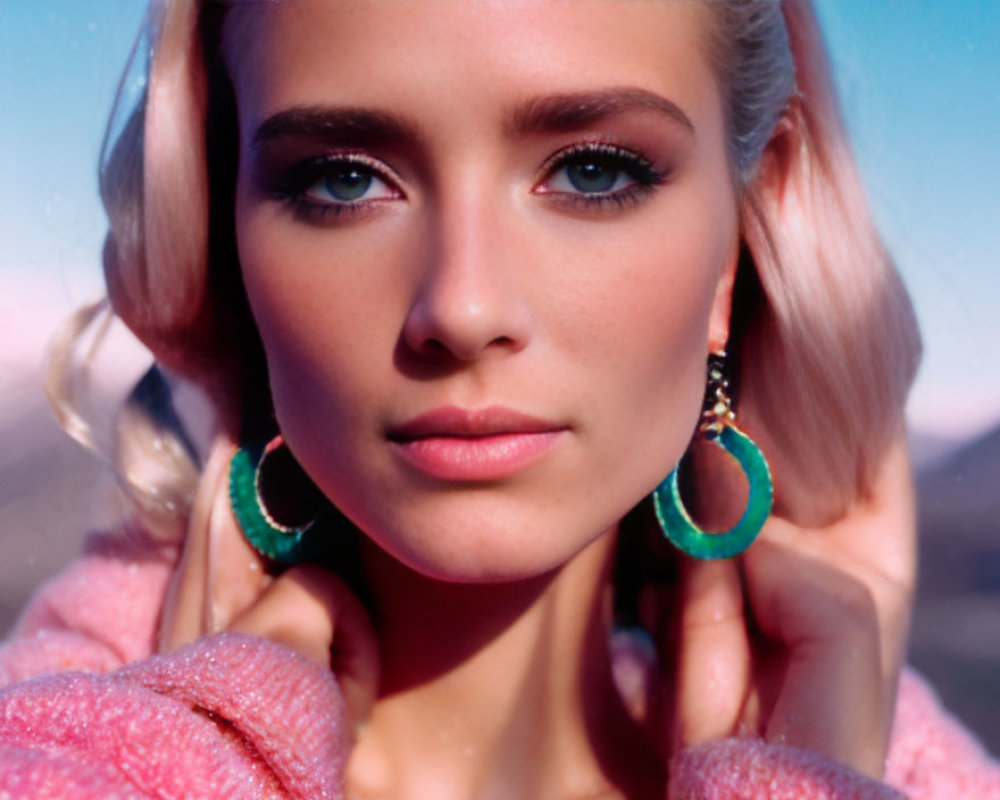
top-left (346, 528), bottom-right (663, 800)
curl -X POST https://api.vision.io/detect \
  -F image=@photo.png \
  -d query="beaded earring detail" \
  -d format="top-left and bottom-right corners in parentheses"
top-left (652, 352), bottom-right (773, 560)
top-left (229, 435), bottom-right (318, 564)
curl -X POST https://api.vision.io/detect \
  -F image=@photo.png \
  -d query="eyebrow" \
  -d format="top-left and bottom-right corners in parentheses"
top-left (506, 88), bottom-right (695, 137)
top-left (252, 87), bottom-right (695, 152)
top-left (253, 107), bottom-right (420, 150)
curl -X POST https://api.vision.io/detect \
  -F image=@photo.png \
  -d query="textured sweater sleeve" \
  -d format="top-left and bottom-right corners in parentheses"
top-left (612, 628), bottom-right (903, 798)
top-left (669, 738), bottom-right (905, 799)
top-left (0, 529), bottom-right (177, 685)
top-left (667, 668), bottom-right (1000, 800)
top-left (884, 669), bottom-right (1000, 798)
top-left (0, 632), bottom-right (349, 799)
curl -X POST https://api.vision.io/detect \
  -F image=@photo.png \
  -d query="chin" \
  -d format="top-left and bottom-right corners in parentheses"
top-left (358, 507), bottom-right (615, 585)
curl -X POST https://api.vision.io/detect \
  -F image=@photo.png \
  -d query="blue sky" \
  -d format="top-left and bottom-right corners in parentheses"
top-left (814, 0), bottom-right (1000, 437)
top-left (1, 2), bottom-right (998, 438)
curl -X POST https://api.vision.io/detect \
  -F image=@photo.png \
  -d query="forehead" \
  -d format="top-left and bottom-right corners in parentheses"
top-left (223, 0), bottom-right (719, 125)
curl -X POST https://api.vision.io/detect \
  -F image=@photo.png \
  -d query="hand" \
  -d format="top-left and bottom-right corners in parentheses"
top-left (157, 435), bottom-right (380, 731)
top-left (660, 432), bottom-right (916, 778)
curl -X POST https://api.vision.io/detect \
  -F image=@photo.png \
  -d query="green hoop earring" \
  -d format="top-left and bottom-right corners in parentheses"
top-left (652, 353), bottom-right (773, 560)
top-left (229, 436), bottom-right (316, 564)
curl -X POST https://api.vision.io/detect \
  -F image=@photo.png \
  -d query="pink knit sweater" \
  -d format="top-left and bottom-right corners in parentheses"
top-left (1, 532), bottom-right (998, 799)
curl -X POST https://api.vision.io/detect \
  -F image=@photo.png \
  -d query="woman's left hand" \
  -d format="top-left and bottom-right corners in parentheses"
top-left (664, 431), bottom-right (916, 778)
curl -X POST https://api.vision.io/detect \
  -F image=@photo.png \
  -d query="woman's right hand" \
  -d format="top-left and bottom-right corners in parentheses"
top-left (157, 435), bottom-right (380, 732)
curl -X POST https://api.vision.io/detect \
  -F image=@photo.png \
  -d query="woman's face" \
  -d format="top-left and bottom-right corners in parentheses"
top-left (229, 0), bottom-right (739, 581)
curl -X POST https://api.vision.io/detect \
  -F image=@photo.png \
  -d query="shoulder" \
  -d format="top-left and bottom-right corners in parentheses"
top-left (0, 633), bottom-right (349, 799)
top-left (609, 630), bottom-right (1000, 799)
top-left (885, 667), bottom-right (1000, 798)
top-left (0, 527), bottom-right (179, 685)
top-left (668, 669), bottom-right (1000, 800)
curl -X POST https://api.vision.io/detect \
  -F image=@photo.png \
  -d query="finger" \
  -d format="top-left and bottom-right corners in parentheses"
top-left (158, 436), bottom-right (232, 652)
top-left (743, 528), bottom-right (886, 777)
top-left (822, 432), bottom-right (916, 593)
top-left (228, 564), bottom-right (380, 732)
top-left (672, 555), bottom-right (751, 747)
top-left (757, 433), bottom-right (916, 742)
top-left (205, 461), bottom-right (272, 635)
top-left (833, 433), bottom-right (916, 708)
top-left (158, 436), bottom-right (270, 652)
top-left (863, 436), bottom-right (917, 744)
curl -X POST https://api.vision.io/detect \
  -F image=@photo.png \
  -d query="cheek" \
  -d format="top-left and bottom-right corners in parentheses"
top-left (573, 215), bottom-right (731, 362)
top-left (233, 194), bottom-right (401, 442)
top-left (554, 192), bottom-right (738, 493)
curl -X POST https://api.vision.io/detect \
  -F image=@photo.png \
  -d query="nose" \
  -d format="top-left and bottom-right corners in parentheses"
top-left (401, 196), bottom-right (533, 363)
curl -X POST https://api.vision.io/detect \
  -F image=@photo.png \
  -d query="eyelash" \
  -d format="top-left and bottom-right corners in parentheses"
top-left (536, 142), bottom-right (667, 211)
top-left (268, 141), bottom-right (667, 224)
top-left (267, 152), bottom-right (402, 224)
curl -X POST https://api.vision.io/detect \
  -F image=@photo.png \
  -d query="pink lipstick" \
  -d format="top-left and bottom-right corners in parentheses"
top-left (387, 406), bottom-right (567, 481)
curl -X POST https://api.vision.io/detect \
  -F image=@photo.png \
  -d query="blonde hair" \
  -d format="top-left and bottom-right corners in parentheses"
top-left (88, 0), bottom-right (919, 535)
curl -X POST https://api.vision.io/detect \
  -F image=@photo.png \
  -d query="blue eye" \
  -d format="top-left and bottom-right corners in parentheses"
top-left (552, 157), bottom-right (636, 195)
top-left (268, 153), bottom-right (403, 224)
top-left (302, 159), bottom-right (396, 205)
top-left (539, 143), bottom-right (665, 207)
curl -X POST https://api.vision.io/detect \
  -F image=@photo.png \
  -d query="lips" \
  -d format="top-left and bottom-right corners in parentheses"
top-left (387, 406), bottom-right (567, 481)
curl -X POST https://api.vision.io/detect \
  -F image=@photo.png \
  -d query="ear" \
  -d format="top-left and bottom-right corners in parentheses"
top-left (718, 100), bottom-right (805, 355)
top-left (706, 232), bottom-right (740, 353)
top-left (750, 98), bottom-right (806, 213)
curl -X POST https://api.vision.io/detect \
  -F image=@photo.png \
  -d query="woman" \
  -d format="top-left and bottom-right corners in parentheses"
top-left (1, 0), bottom-right (997, 797)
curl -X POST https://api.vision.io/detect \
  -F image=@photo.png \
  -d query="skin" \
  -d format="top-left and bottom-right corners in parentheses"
top-left (159, 2), bottom-right (916, 797)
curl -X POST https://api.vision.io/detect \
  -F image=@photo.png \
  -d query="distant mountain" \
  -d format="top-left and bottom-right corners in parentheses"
top-left (916, 423), bottom-right (1000, 594)
top-left (910, 422), bottom-right (1000, 756)
top-left (909, 429), bottom-right (963, 470)
top-left (917, 423), bottom-right (1000, 515)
